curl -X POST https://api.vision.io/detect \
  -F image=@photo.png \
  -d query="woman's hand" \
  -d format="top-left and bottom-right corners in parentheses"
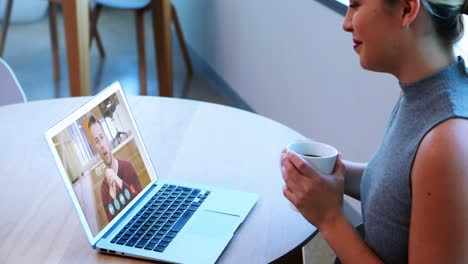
top-left (280, 150), bottom-right (346, 230)
top-left (279, 138), bottom-right (314, 169)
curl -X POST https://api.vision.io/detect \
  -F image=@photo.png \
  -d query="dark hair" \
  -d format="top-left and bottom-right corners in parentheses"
top-left (88, 115), bottom-right (100, 129)
top-left (422, 0), bottom-right (468, 44)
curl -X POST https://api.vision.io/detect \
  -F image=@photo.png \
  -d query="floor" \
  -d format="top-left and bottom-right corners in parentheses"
top-left (1, 7), bottom-right (353, 263)
top-left (2, 6), bottom-right (229, 105)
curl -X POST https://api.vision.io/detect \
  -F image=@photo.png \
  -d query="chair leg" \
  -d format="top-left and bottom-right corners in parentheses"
top-left (90, 3), bottom-right (106, 58)
top-left (135, 9), bottom-right (147, 95)
top-left (48, 3), bottom-right (60, 81)
top-left (0, 0), bottom-right (13, 57)
top-left (171, 4), bottom-right (193, 75)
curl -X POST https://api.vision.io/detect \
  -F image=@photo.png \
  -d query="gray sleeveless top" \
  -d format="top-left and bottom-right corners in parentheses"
top-left (360, 57), bottom-right (468, 263)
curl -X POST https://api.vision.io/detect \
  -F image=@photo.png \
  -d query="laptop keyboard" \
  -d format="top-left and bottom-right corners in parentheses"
top-left (110, 184), bottom-right (210, 252)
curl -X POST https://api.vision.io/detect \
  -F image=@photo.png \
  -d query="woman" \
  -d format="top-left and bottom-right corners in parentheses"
top-left (280, 0), bottom-right (468, 262)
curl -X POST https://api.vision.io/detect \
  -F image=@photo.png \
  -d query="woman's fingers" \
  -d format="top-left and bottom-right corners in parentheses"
top-left (282, 158), bottom-right (304, 192)
top-left (279, 148), bottom-right (288, 169)
top-left (282, 185), bottom-right (298, 205)
top-left (287, 151), bottom-right (321, 176)
top-left (333, 154), bottom-right (346, 175)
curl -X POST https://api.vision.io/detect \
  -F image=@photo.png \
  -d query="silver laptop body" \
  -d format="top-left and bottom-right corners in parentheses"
top-left (45, 82), bottom-right (258, 264)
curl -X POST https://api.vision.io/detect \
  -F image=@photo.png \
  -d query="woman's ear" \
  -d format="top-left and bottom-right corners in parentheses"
top-left (401, 0), bottom-right (421, 27)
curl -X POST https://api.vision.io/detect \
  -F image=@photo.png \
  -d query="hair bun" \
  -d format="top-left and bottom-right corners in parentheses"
top-left (463, 0), bottom-right (468, 15)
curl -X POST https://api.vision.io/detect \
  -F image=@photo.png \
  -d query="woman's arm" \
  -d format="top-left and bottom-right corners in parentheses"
top-left (334, 119), bottom-right (468, 263)
top-left (409, 118), bottom-right (468, 263)
top-left (342, 160), bottom-right (367, 200)
top-left (281, 152), bottom-right (383, 263)
top-left (320, 213), bottom-right (383, 264)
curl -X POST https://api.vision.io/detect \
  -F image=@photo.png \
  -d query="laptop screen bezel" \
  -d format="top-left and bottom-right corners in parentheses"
top-left (44, 82), bottom-right (159, 246)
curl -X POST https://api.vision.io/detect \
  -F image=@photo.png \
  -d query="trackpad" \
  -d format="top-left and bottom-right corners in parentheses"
top-left (187, 210), bottom-right (240, 239)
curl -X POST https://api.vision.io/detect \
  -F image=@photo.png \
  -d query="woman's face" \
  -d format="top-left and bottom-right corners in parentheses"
top-left (342, 0), bottom-right (403, 72)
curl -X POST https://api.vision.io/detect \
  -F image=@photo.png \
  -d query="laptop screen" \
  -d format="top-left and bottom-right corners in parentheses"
top-left (45, 83), bottom-right (154, 240)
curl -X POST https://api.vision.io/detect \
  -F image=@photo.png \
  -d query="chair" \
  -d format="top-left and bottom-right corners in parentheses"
top-left (0, 58), bottom-right (27, 106)
top-left (48, 0), bottom-right (106, 82)
top-left (91, 0), bottom-right (193, 95)
top-left (0, 0), bottom-right (13, 57)
top-left (1, 1), bottom-right (193, 96)
top-left (0, 0), bottom-right (106, 82)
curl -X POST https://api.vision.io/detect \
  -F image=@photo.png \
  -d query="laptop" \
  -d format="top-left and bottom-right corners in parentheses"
top-left (45, 82), bottom-right (258, 263)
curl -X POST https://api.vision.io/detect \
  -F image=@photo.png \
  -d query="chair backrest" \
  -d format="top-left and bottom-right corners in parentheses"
top-left (94, 0), bottom-right (150, 9)
top-left (0, 58), bottom-right (26, 106)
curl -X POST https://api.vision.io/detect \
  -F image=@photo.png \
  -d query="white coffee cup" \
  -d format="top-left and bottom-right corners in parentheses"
top-left (284, 141), bottom-right (338, 212)
top-left (286, 141), bottom-right (338, 174)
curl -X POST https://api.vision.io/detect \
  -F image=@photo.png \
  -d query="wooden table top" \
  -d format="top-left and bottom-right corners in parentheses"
top-left (0, 96), bottom-right (316, 263)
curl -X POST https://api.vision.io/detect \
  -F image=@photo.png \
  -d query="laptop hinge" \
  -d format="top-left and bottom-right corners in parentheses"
top-left (101, 183), bottom-right (158, 239)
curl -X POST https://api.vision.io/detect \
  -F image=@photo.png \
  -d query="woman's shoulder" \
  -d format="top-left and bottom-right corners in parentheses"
top-left (422, 118), bottom-right (468, 145)
top-left (413, 118), bottom-right (468, 181)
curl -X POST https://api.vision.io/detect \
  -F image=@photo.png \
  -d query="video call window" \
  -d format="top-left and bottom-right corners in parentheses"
top-left (52, 92), bottom-right (151, 235)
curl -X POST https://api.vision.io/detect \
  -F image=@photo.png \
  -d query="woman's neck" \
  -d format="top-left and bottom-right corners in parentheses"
top-left (395, 37), bottom-right (455, 85)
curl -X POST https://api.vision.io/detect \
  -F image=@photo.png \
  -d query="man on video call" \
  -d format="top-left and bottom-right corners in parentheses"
top-left (88, 115), bottom-right (142, 221)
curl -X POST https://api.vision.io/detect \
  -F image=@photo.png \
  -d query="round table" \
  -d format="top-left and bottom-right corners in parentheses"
top-left (0, 97), bottom-right (316, 263)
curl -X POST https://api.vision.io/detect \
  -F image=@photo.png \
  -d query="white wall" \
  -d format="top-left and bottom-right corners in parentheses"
top-left (171, 0), bottom-right (466, 162)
